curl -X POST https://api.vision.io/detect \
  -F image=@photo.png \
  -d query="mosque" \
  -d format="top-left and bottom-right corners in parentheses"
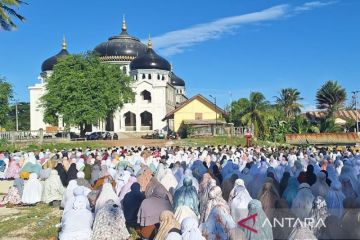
top-left (29, 18), bottom-right (187, 134)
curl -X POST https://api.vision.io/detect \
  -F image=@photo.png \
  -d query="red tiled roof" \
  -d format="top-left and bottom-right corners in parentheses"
top-left (285, 132), bottom-right (360, 145)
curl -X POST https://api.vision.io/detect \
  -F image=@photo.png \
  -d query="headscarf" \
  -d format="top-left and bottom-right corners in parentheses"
top-left (279, 171), bottom-right (290, 197)
top-left (310, 171), bottom-right (329, 198)
top-left (59, 195), bottom-right (93, 240)
top-left (339, 165), bottom-right (360, 198)
top-left (91, 199), bottom-right (130, 240)
top-left (165, 232), bottom-right (182, 240)
top-left (95, 182), bottom-right (120, 213)
top-left (309, 196), bottom-right (328, 238)
top-left (258, 178), bottom-right (280, 219)
top-left (221, 173), bottom-right (238, 201)
top-left (288, 226), bottom-right (317, 240)
top-left (43, 169), bottom-right (64, 203)
top-left (115, 170), bottom-right (131, 196)
top-left (13, 178), bottom-right (24, 196)
top-left (90, 164), bottom-right (100, 185)
top-left (243, 199), bottom-right (273, 240)
top-left (228, 178), bottom-right (252, 222)
top-left (154, 210), bottom-right (180, 240)
top-left (201, 204), bottom-right (236, 240)
top-left (181, 217), bottom-right (205, 240)
top-left (174, 206), bottom-right (198, 225)
top-left (173, 177), bottom-right (199, 216)
top-left (159, 168), bottom-right (178, 194)
top-left (291, 183), bottom-right (315, 219)
top-left (137, 167), bottom-right (153, 192)
top-left (202, 186), bottom-right (228, 223)
top-left (282, 177), bottom-right (299, 207)
top-left (199, 178), bottom-right (217, 223)
top-left (0, 186), bottom-right (21, 205)
top-left (55, 162), bottom-right (68, 187)
top-left (61, 179), bottom-right (79, 208)
top-left (325, 181), bottom-right (345, 217)
top-left (119, 176), bottom-right (137, 201)
top-left (137, 184), bottom-right (172, 226)
top-left (67, 163), bottom-right (78, 182)
top-left (21, 173), bottom-right (42, 204)
top-left (76, 171), bottom-right (91, 189)
top-left (306, 164), bottom-right (317, 186)
top-left (122, 182), bottom-right (145, 227)
top-left (175, 169), bottom-right (199, 192)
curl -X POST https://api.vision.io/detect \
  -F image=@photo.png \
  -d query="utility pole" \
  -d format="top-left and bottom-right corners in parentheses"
top-left (209, 95), bottom-right (217, 135)
top-left (15, 100), bottom-right (19, 131)
top-left (352, 91), bottom-right (359, 133)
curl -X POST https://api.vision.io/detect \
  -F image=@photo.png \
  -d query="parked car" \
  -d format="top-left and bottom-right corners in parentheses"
top-left (55, 132), bottom-right (80, 139)
top-left (86, 131), bottom-right (118, 140)
top-left (141, 130), bottom-right (165, 139)
top-left (86, 132), bottom-right (104, 140)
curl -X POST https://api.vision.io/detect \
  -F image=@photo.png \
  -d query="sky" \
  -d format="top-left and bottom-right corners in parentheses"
top-left (0, 0), bottom-right (359, 111)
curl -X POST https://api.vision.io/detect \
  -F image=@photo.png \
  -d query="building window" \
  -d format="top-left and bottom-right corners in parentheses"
top-left (142, 74), bottom-right (146, 79)
top-left (122, 66), bottom-right (127, 74)
top-left (157, 74), bottom-right (160, 80)
top-left (148, 74), bottom-right (152, 79)
top-left (195, 113), bottom-right (203, 120)
top-left (140, 90), bottom-right (151, 102)
top-left (162, 75), bottom-right (165, 80)
top-left (134, 75), bottom-right (137, 80)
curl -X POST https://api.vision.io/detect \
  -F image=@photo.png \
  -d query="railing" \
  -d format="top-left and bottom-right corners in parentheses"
top-left (190, 126), bottom-right (253, 137)
top-left (0, 130), bottom-right (45, 143)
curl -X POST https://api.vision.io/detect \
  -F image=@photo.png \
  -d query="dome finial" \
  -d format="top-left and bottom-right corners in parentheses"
top-left (148, 34), bottom-right (152, 49)
top-left (62, 36), bottom-right (67, 50)
top-left (122, 15), bottom-right (127, 32)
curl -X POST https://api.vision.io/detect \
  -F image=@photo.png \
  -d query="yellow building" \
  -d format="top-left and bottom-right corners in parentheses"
top-left (163, 94), bottom-right (227, 133)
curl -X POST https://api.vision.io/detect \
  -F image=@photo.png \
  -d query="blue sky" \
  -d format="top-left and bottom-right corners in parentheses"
top-left (0, 0), bottom-right (359, 111)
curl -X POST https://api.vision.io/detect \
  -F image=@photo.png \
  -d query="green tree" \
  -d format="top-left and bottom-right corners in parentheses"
top-left (40, 53), bottom-right (135, 136)
top-left (275, 88), bottom-right (303, 119)
top-left (4, 102), bottom-right (30, 130)
top-left (316, 80), bottom-right (346, 115)
top-left (0, 76), bottom-right (13, 128)
top-left (0, 0), bottom-right (26, 30)
top-left (229, 98), bottom-right (251, 126)
top-left (240, 92), bottom-right (269, 138)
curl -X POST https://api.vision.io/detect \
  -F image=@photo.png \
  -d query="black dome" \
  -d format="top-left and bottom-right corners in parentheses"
top-left (130, 42), bottom-right (171, 71)
top-left (41, 48), bottom-right (69, 72)
top-left (170, 72), bottom-right (185, 86)
top-left (94, 25), bottom-right (147, 62)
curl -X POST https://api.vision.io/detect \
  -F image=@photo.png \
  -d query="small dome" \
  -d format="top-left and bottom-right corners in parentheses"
top-left (41, 38), bottom-right (69, 72)
top-left (170, 72), bottom-right (185, 86)
top-left (94, 19), bottom-right (147, 62)
top-left (130, 39), bottom-right (171, 71)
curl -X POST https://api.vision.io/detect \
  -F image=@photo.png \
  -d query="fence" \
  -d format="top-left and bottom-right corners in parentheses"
top-left (190, 126), bottom-right (254, 137)
top-left (0, 130), bottom-right (45, 144)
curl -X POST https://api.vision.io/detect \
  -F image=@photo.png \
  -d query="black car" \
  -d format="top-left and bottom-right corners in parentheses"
top-left (86, 132), bottom-right (104, 140)
top-left (55, 132), bottom-right (80, 139)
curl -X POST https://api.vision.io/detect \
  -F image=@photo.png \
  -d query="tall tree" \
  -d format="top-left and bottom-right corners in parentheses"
top-left (240, 92), bottom-right (269, 138)
top-left (275, 88), bottom-right (303, 118)
top-left (0, 76), bottom-right (13, 128)
top-left (4, 102), bottom-right (30, 130)
top-left (316, 80), bottom-right (346, 115)
top-left (40, 53), bottom-right (135, 136)
top-left (0, 0), bottom-right (26, 30)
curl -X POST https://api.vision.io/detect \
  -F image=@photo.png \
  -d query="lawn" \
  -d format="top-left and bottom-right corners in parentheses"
top-left (0, 203), bottom-right (61, 240)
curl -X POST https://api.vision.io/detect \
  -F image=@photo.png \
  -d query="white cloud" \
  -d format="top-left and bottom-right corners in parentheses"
top-left (148, 1), bottom-right (336, 56)
top-left (294, 1), bottom-right (337, 12)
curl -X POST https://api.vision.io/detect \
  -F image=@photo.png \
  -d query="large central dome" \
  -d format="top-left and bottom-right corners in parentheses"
top-left (94, 19), bottom-right (147, 62)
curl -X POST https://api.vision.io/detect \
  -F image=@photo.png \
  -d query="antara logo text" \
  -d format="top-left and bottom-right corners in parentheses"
top-left (238, 213), bottom-right (326, 233)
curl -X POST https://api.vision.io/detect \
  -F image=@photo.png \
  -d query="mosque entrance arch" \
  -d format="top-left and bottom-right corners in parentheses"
top-left (140, 111), bottom-right (152, 131)
top-left (124, 111), bottom-right (136, 131)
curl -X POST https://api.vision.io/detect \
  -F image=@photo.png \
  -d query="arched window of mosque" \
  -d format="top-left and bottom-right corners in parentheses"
top-left (142, 74), bottom-right (146, 79)
top-left (162, 75), bottom-right (165, 80)
top-left (134, 75), bottom-right (137, 80)
top-left (122, 66), bottom-right (126, 74)
top-left (141, 90), bottom-right (152, 102)
top-left (157, 74), bottom-right (160, 80)
top-left (148, 74), bottom-right (152, 80)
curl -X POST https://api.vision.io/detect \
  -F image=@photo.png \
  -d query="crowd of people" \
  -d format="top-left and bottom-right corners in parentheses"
top-left (0, 145), bottom-right (360, 240)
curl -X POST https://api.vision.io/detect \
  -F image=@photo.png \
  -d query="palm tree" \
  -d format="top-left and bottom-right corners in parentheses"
top-left (240, 92), bottom-right (269, 138)
top-left (316, 80), bottom-right (346, 115)
top-left (0, 0), bottom-right (27, 30)
top-left (275, 88), bottom-right (303, 118)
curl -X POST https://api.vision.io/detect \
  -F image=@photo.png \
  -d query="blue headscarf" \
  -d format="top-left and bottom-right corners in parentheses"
top-left (283, 177), bottom-right (299, 207)
top-left (244, 199), bottom-right (273, 240)
top-left (173, 177), bottom-right (199, 216)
